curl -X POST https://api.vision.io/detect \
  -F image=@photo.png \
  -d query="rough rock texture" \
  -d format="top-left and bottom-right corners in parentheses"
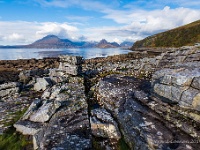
top-left (90, 108), bottom-right (121, 149)
top-left (59, 62), bottom-right (82, 76)
top-left (14, 120), bottom-right (42, 135)
top-left (14, 76), bottom-right (91, 150)
top-left (29, 100), bottom-right (61, 123)
top-left (0, 96), bottom-right (33, 134)
top-left (0, 57), bottom-right (59, 84)
top-left (59, 55), bottom-right (83, 65)
top-left (95, 74), bottom-right (200, 150)
top-left (90, 108), bottom-right (121, 139)
top-left (1, 46), bottom-right (199, 150)
top-left (0, 82), bottom-right (21, 98)
top-left (19, 69), bottom-right (49, 83)
top-left (34, 77), bottom-right (52, 91)
top-left (82, 46), bottom-right (200, 79)
top-left (152, 67), bottom-right (200, 111)
top-left (58, 55), bottom-right (83, 75)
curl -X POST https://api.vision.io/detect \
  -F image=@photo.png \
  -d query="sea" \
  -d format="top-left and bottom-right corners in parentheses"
top-left (0, 48), bottom-right (131, 60)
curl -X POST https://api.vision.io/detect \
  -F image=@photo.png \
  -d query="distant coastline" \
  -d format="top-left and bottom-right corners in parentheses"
top-left (0, 35), bottom-right (133, 49)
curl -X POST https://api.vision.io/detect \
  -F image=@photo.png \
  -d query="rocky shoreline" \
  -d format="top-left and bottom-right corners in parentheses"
top-left (0, 46), bottom-right (200, 150)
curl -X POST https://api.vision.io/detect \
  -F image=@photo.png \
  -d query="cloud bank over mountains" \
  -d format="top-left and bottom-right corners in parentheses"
top-left (0, 0), bottom-right (200, 45)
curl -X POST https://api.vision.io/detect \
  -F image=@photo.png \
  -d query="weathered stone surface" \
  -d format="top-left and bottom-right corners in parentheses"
top-left (59, 62), bottom-right (82, 75)
top-left (0, 82), bottom-right (21, 98)
top-left (35, 106), bottom-right (91, 150)
top-left (58, 55), bottom-right (83, 75)
top-left (192, 93), bottom-right (200, 110)
top-left (14, 75), bottom-right (91, 150)
top-left (153, 84), bottom-right (189, 103)
top-left (33, 77), bottom-right (91, 150)
top-left (96, 75), bottom-right (175, 149)
top-left (29, 100), bottom-right (61, 123)
top-left (0, 96), bottom-right (32, 135)
top-left (14, 120), bottom-right (42, 135)
top-left (0, 87), bottom-right (20, 98)
top-left (19, 69), bottom-right (49, 83)
top-left (34, 77), bottom-right (52, 91)
top-left (59, 55), bottom-right (83, 65)
top-left (192, 76), bottom-right (200, 90)
top-left (0, 82), bottom-right (20, 90)
top-left (180, 88), bottom-right (199, 106)
top-left (153, 83), bottom-right (172, 101)
top-left (22, 99), bottom-right (42, 120)
top-left (90, 108), bottom-right (121, 139)
top-left (49, 69), bottom-right (69, 83)
top-left (152, 67), bottom-right (200, 110)
top-left (95, 75), bottom-right (200, 150)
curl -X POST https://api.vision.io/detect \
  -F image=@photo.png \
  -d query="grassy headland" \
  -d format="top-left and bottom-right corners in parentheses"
top-left (132, 20), bottom-right (200, 48)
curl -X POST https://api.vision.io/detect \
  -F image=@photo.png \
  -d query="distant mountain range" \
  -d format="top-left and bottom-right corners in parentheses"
top-left (0, 35), bottom-right (133, 49)
top-left (132, 19), bottom-right (200, 48)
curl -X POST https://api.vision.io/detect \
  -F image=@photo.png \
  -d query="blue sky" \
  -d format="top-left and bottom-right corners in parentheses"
top-left (0, 0), bottom-right (200, 45)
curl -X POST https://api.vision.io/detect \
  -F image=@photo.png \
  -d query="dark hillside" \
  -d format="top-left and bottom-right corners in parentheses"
top-left (132, 20), bottom-right (200, 48)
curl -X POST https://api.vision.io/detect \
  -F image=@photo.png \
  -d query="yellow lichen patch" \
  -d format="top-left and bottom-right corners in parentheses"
top-left (189, 112), bottom-right (200, 123)
top-left (192, 93), bottom-right (200, 110)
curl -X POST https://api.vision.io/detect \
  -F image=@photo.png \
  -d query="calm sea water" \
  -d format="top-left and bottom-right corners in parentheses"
top-left (0, 48), bottom-right (131, 60)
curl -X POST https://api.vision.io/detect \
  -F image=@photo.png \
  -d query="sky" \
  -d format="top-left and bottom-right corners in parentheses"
top-left (0, 0), bottom-right (200, 45)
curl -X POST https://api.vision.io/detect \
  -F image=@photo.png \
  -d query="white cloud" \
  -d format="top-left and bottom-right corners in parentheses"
top-left (36, 22), bottom-right (78, 39)
top-left (100, 6), bottom-right (200, 41)
top-left (3, 33), bottom-right (24, 42)
top-left (0, 21), bottom-right (80, 45)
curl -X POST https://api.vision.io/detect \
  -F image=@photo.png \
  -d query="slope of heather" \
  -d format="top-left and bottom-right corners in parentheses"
top-left (132, 20), bottom-right (200, 48)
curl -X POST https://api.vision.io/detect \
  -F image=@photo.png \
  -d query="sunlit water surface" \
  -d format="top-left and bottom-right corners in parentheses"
top-left (0, 48), bottom-right (131, 60)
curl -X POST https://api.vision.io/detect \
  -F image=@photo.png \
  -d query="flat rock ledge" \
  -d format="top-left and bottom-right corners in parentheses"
top-left (95, 74), bottom-right (200, 150)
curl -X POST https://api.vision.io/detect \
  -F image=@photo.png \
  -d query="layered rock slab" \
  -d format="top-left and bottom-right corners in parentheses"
top-left (58, 55), bottom-right (83, 75)
top-left (0, 82), bottom-right (21, 98)
top-left (152, 67), bottom-right (200, 111)
top-left (14, 76), bottom-right (91, 150)
top-left (95, 74), bottom-right (200, 150)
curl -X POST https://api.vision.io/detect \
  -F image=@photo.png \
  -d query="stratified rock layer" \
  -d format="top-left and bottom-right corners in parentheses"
top-left (14, 76), bottom-right (91, 150)
top-left (95, 74), bottom-right (200, 150)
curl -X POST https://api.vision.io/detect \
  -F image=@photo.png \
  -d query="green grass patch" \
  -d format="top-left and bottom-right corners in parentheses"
top-left (132, 20), bottom-right (200, 48)
top-left (117, 138), bottom-right (130, 150)
top-left (0, 127), bottom-right (32, 150)
top-left (0, 108), bottom-right (32, 150)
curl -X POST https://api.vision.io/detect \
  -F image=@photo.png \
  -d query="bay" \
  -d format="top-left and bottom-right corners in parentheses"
top-left (0, 48), bottom-right (131, 60)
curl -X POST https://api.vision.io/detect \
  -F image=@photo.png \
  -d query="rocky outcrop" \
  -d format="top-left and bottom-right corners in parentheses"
top-left (83, 46), bottom-right (200, 79)
top-left (95, 75), bottom-right (165, 149)
top-left (33, 77), bottom-right (52, 91)
top-left (152, 67), bottom-right (200, 111)
top-left (90, 108), bottom-right (121, 140)
top-left (0, 82), bottom-right (21, 98)
top-left (1, 46), bottom-right (199, 150)
top-left (14, 56), bottom-right (91, 150)
top-left (19, 69), bottom-right (49, 83)
top-left (0, 96), bottom-right (33, 135)
top-left (0, 58), bottom-right (59, 84)
top-left (82, 46), bottom-right (200, 149)
top-left (95, 74), bottom-right (200, 150)
top-left (14, 120), bottom-right (42, 135)
top-left (58, 55), bottom-right (83, 75)
top-left (90, 108), bottom-right (121, 149)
